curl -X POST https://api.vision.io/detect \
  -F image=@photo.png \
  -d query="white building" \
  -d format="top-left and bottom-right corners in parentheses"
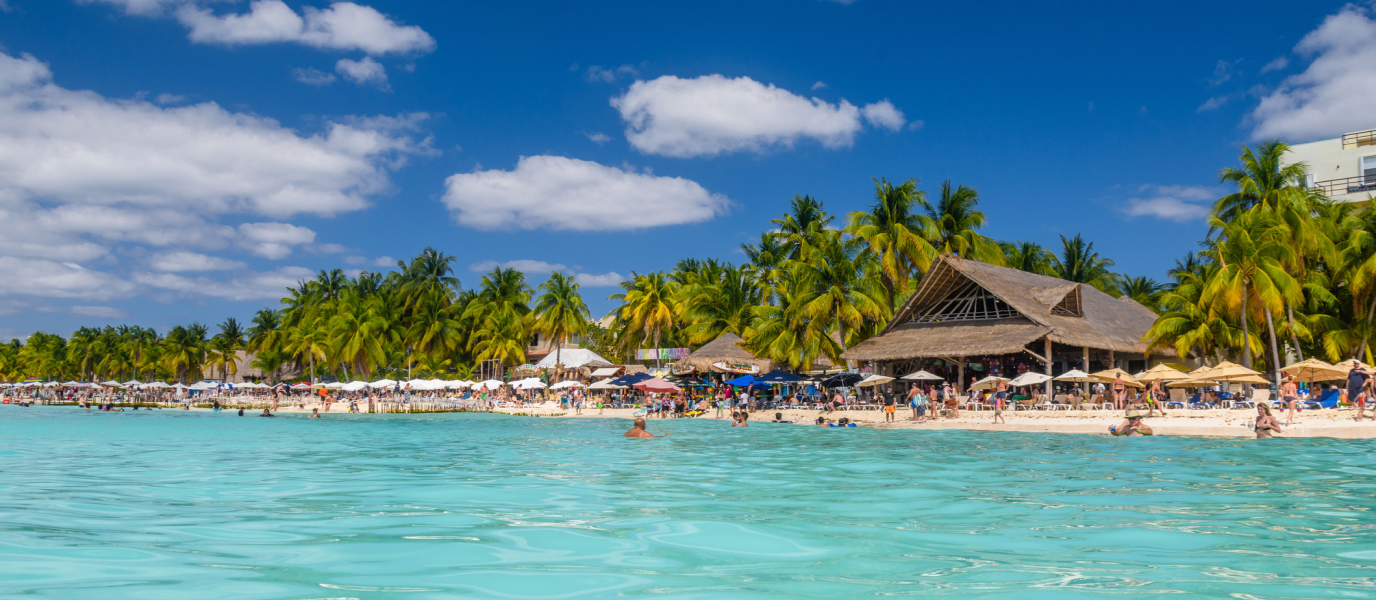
top-left (1288, 127), bottom-right (1376, 204)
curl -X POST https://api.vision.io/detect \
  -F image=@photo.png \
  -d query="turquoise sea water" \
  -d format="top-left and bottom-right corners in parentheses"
top-left (3, 409), bottom-right (1376, 599)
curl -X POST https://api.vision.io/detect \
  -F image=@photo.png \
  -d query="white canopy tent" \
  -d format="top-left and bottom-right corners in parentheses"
top-left (900, 370), bottom-right (944, 381)
top-left (533, 349), bottom-right (614, 370)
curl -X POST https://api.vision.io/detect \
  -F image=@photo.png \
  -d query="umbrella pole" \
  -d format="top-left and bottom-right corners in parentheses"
top-left (1044, 338), bottom-right (1053, 401)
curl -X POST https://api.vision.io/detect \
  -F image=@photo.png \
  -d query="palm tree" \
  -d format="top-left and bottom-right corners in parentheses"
top-left (741, 231), bottom-right (787, 306)
top-left (789, 233), bottom-right (889, 368)
top-left (1119, 276), bottom-right (1164, 312)
top-left (211, 317), bottom-right (245, 381)
top-left (919, 180), bottom-right (1003, 265)
top-left (1213, 140), bottom-right (1314, 223)
top-left (609, 272), bottom-right (678, 365)
top-left (463, 268), bottom-right (532, 368)
top-left (1203, 207), bottom-right (1300, 373)
top-left (1001, 240), bottom-right (1055, 276)
top-left (1050, 234), bottom-right (1121, 294)
top-left (846, 177), bottom-right (937, 310)
top-left (772, 195), bottom-right (833, 259)
top-left (677, 263), bottom-right (760, 346)
top-left (533, 272), bottom-right (591, 380)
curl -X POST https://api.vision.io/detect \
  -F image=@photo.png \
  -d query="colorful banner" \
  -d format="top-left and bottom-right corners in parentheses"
top-left (635, 348), bottom-right (689, 360)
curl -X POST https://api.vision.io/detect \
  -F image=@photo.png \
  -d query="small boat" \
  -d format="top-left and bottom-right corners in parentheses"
top-left (712, 362), bottom-right (760, 375)
top-left (670, 365), bottom-right (696, 377)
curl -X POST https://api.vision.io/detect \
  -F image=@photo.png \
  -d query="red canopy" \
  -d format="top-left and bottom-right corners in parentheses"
top-left (633, 378), bottom-right (681, 393)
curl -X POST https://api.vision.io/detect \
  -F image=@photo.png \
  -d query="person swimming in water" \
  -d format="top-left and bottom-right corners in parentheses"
top-left (1111, 409), bottom-right (1153, 436)
top-left (1253, 404), bottom-right (1283, 439)
top-left (623, 417), bottom-right (667, 438)
top-left (259, 409), bottom-right (275, 417)
top-left (309, 408), bottom-right (321, 419)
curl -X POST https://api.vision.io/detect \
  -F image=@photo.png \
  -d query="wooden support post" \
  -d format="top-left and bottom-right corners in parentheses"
top-left (1045, 338), bottom-right (1053, 400)
top-left (1083, 346), bottom-right (1091, 395)
top-left (1109, 350), bottom-right (1116, 370)
top-left (957, 357), bottom-right (965, 395)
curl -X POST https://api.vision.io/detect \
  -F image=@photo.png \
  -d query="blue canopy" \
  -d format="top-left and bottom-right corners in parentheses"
top-left (755, 369), bottom-right (805, 384)
top-left (722, 375), bottom-right (755, 387)
top-left (607, 372), bottom-right (654, 387)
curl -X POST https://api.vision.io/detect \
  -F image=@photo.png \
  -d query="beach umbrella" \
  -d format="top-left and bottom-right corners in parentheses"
top-left (722, 374), bottom-right (756, 387)
top-left (588, 380), bottom-right (625, 390)
top-left (122, 380), bottom-right (142, 387)
top-left (1053, 369), bottom-right (1093, 382)
top-left (855, 374), bottom-right (895, 387)
top-left (550, 380), bottom-right (585, 389)
top-left (821, 372), bottom-right (864, 388)
top-left (1135, 364), bottom-right (1189, 382)
top-left (477, 380), bottom-right (505, 390)
top-left (608, 372), bottom-right (653, 386)
top-left (633, 377), bottom-right (681, 393)
top-left (755, 369), bottom-right (805, 384)
top-left (1335, 358), bottom-right (1362, 372)
top-left (969, 375), bottom-right (1010, 390)
top-left (1008, 372), bottom-right (1052, 387)
top-left (1281, 358), bottom-right (1348, 383)
top-left (290, 383), bottom-right (311, 390)
top-left (100, 380), bottom-right (124, 388)
top-left (900, 370), bottom-right (944, 381)
top-left (367, 379), bottom-right (398, 389)
top-left (1089, 368), bottom-right (1145, 388)
top-left (1199, 361), bottom-right (1263, 382)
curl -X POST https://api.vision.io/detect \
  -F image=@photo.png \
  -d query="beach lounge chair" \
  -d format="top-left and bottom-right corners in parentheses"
top-left (1038, 394), bottom-right (1069, 410)
top-left (1165, 389), bottom-right (1187, 410)
top-left (1232, 388), bottom-right (1266, 409)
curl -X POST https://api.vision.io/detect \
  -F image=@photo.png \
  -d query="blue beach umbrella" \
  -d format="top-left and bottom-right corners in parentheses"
top-left (722, 375), bottom-right (755, 387)
top-left (755, 369), bottom-right (805, 384)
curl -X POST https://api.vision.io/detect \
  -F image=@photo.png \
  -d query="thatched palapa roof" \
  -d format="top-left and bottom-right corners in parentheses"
top-left (843, 255), bottom-right (1166, 361)
top-left (673, 332), bottom-right (773, 373)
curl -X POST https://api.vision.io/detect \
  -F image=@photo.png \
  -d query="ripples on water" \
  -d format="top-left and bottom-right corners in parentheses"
top-left (2, 408), bottom-right (1376, 598)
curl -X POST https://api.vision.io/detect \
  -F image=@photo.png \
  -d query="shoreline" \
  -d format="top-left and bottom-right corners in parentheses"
top-left (493, 405), bottom-right (1376, 439)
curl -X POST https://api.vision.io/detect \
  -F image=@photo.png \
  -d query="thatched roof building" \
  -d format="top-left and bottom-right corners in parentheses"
top-left (673, 332), bottom-right (773, 374)
top-left (843, 255), bottom-right (1165, 369)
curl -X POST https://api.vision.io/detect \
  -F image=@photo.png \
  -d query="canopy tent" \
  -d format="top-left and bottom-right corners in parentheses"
top-left (533, 348), bottom-right (614, 370)
top-left (1135, 364), bottom-right (1189, 382)
top-left (722, 375), bottom-right (755, 387)
top-left (900, 370), bottom-right (944, 381)
top-left (672, 332), bottom-right (772, 374)
top-left (1281, 358), bottom-right (1347, 382)
top-left (969, 375), bottom-right (1010, 390)
top-left (755, 369), bottom-right (805, 384)
top-left (633, 378), bottom-right (681, 393)
top-left (589, 380), bottom-right (625, 390)
top-left (1008, 372), bottom-right (1052, 387)
top-left (590, 367), bottom-right (621, 378)
top-left (855, 374), bottom-right (895, 387)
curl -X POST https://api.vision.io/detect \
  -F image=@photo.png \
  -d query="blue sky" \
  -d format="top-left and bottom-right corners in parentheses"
top-left (0, 0), bottom-right (1371, 339)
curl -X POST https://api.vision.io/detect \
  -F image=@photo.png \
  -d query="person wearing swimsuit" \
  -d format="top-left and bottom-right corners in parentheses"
top-left (1280, 376), bottom-right (1298, 425)
top-left (1112, 409), bottom-right (1153, 436)
top-left (1254, 404), bottom-right (1282, 438)
top-left (1112, 375), bottom-right (1126, 411)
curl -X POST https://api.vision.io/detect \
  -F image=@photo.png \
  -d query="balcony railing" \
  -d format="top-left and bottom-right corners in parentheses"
top-left (1343, 129), bottom-right (1376, 149)
top-left (1312, 175), bottom-right (1376, 196)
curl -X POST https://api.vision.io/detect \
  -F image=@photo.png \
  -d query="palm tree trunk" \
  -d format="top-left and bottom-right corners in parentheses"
top-left (1265, 309), bottom-right (1282, 387)
top-left (1240, 286), bottom-right (1252, 370)
top-left (838, 320), bottom-right (852, 371)
top-left (1286, 304), bottom-right (1304, 361)
top-left (309, 353), bottom-right (315, 384)
top-left (554, 337), bottom-right (562, 384)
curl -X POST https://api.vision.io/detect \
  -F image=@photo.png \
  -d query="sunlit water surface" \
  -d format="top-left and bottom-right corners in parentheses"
top-left (3, 408), bottom-right (1376, 599)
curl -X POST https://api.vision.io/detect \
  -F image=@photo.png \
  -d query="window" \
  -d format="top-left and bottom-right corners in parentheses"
top-left (530, 334), bottom-right (540, 347)
top-left (1305, 173), bottom-right (1316, 189)
top-left (1364, 156), bottom-right (1376, 184)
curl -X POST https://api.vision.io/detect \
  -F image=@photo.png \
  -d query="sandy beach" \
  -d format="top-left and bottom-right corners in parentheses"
top-left (495, 404), bottom-right (1376, 438)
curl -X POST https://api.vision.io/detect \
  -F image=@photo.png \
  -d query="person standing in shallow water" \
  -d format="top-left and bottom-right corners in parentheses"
top-left (1254, 404), bottom-right (1282, 439)
top-left (623, 417), bottom-right (668, 438)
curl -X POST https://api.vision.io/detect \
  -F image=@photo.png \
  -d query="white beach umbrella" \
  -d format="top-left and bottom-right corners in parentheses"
top-left (900, 370), bottom-right (944, 381)
top-left (855, 374), bottom-right (895, 387)
top-left (444, 381), bottom-right (469, 390)
top-left (101, 380), bottom-right (124, 388)
top-left (1007, 372), bottom-right (1052, 387)
top-left (368, 379), bottom-right (398, 389)
top-left (1053, 369), bottom-right (1093, 382)
top-left (550, 380), bottom-right (585, 389)
top-left (477, 380), bottom-right (505, 390)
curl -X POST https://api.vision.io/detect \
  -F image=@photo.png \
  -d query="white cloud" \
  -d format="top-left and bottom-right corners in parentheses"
top-left (371, 256), bottom-right (394, 267)
top-left (70, 305), bottom-right (130, 319)
top-left (174, 0), bottom-right (435, 55)
top-left (1121, 185), bottom-right (1216, 222)
top-left (336, 56), bottom-right (388, 88)
top-left (860, 99), bottom-right (906, 131)
top-left (155, 92), bottom-right (186, 104)
top-left (80, 0), bottom-right (182, 16)
top-left (236, 222), bottom-right (316, 259)
top-left (586, 64), bottom-right (639, 83)
top-left (149, 251), bottom-right (246, 272)
top-left (1262, 56), bottom-right (1289, 73)
top-left (342, 255), bottom-right (393, 267)
top-left (585, 132), bottom-right (611, 144)
top-left (1252, 6), bottom-right (1376, 141)
top-left (574, 272), bottom-right (626, 287)
top-left (1197, 95), bottom-right (1230, 112)
top-left (0, 258), bottom-right (136, 300)
top-left (612, 75), bottom-right (893, 157)
top-left (443, 155), bottom-right (731, 231)
top-left (1209, 59), bottom-right (1236, 86)
top-left (134, 266), bottom-right (315, 301)
top-left (469, 259), bottom-right (566, 274)
top-left (293, 66), bottom-right (337, 85)
top-left (811, 81), bottom-right (827, 90)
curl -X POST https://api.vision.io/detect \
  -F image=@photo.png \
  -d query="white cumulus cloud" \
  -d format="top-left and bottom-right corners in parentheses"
top-left (611, 75), bottom-right (871, 157)
top-left (134, 266), bottom-right (316, 301)
top-left (236, 222), bottom-right (317, 259)
top-left (70, 306), bottom-right (131, 319)
top-left (174, 0), bottom-right (435, 55)
top-left (860, 99), bottom-right (906, 131)
top-left (293, 66), bottom-right (337, 85)
top-left (443, 155), bottom-right (731, 231)
top-left (1251, 5), bottom-right (1376, 141)
top-left (574, 272), bottom-right (626, 287)
top-left (1121, 185), bottom-right (1216, 222)
top-left (0, 258), bottom-right (136, 301)
top-left (336, 56), bottom-right (388, 88)
top-left (148, 251), bottom-right (247, 272)
top-left (469, 259), bottom-right (566, 274)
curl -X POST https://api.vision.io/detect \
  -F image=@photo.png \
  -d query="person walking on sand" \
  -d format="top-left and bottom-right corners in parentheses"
top-left (882, 389), bottom-right (896, 423)
top-left (1254, 404), bottom-right (1282, 438)
top-left (992, 380), bottom-right (1007, 425)
top-left (1348, 362), bottom-right (1375, 421)
top-left (1280, 376), bottom-right (1298, 425)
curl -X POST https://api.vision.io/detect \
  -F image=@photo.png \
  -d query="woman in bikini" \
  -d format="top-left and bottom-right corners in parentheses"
top-left (1254, 404), bottom-right (1283, 439)
top-left (1112, 375), bottom-right (1127, 411)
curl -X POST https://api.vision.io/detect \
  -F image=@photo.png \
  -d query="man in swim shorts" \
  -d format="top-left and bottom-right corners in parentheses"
top-left (993, 378), bottom-right (1007, 424)
top-left (623, 417), bottom-right (668, 438)
top-left (1349, 362), bottom-right (1375, 421)
top-left (883, 390), bottom-right (896, 422)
